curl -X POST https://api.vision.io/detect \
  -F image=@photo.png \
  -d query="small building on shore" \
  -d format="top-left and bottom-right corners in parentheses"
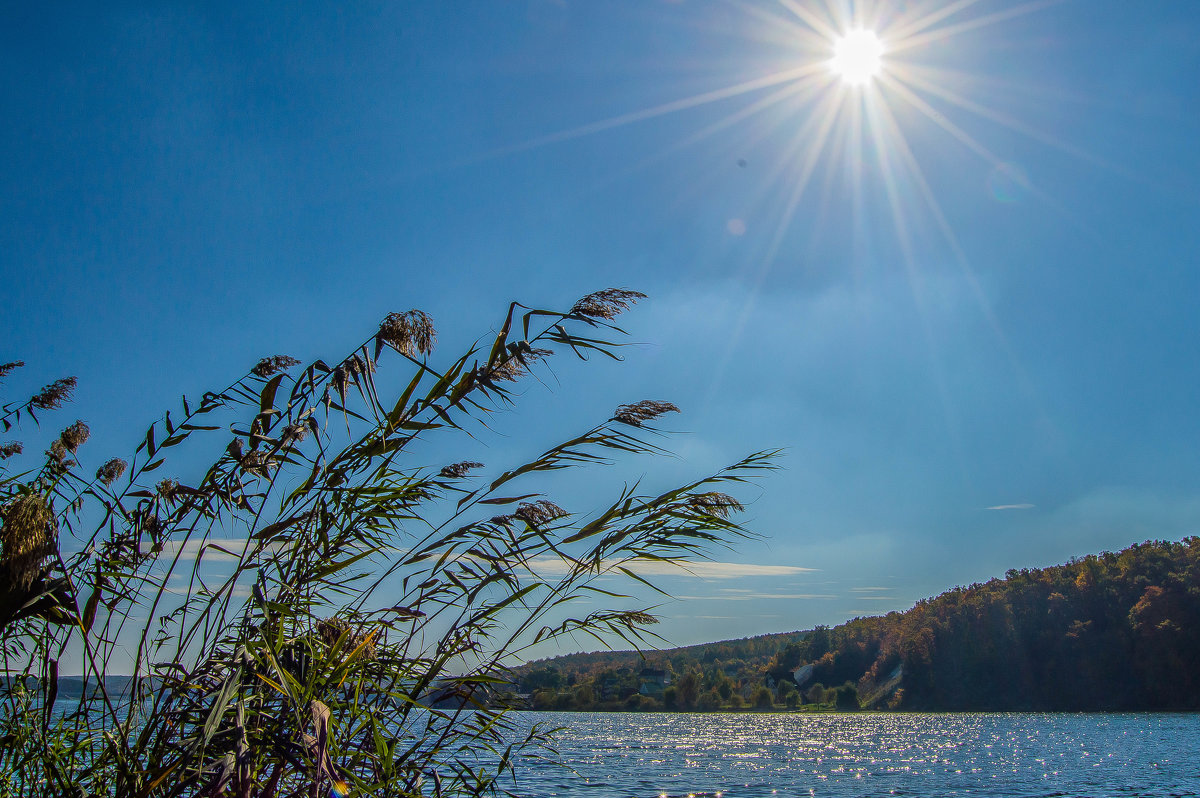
top-left (638, 668), bottom-right (670, 697)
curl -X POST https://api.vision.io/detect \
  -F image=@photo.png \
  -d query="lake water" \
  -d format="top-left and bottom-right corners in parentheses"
top-left (508, 712), bottom-right (1200, 797)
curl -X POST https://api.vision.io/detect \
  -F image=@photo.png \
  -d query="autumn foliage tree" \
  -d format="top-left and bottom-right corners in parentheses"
top-left (784, 538), bottom-right (1200, 711)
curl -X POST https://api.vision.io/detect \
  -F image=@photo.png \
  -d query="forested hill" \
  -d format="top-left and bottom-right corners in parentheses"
top-left (517, 538), bottom-right (1200, 712)
top-left (841, 537), bottom-right (1200, 710)
top-left (519, 629), bottom-right (808, 686)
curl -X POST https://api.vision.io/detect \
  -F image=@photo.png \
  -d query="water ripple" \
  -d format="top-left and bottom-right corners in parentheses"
top-left (507, 712), bottom-right (1200, 798)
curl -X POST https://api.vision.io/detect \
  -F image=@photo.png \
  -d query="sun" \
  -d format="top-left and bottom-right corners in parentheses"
top-left (498, 0), bottom-right (1063, 275)
top-left (830, 29), bottom-right (884, 86)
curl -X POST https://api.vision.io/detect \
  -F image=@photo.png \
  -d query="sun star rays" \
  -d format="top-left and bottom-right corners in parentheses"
top-left (465, 1), bottom-right (1089, 436)
top-left (482, 0), bottom-right (1082, 275)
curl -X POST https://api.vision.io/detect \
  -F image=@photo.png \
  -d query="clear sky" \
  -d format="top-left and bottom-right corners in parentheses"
top-left (4, 1), bottom-right (1200, 653)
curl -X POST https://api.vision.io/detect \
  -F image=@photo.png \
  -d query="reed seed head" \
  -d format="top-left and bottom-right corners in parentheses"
top-left (316, 618), bottom-right (377, 661)
top-left (439, 461), bottom-right (484, 479)
top-left (46, 439), bottom-right (71, 466)
top-left (240, 450), bottom-right (273, 477)
top-left (156, 478), bottom-right (179, 502)
top-left (31, 377), bottom-right (77, 410)
top-left (0, 361), bottom-right (23, 380)
top-left (570, 288), bottom-right (646, 320)
top-left (686, 492), bottom-right (744, 519)
top-left (281, 423), bottom-right (308, 445)
top-left (612, 400), bottom-right (680, 427)
top-left (317, 617), bottom-right (349, 648)
top-left (376, 310), bottom-right (436, 358)
top-left (514, 500), bottom-right (568, 527)
top-left (0, 493), bottom-right (56, 592)
top-left (487, 347), bottom-right (552, 382)
top-left (251, 355), bottom-right (301, 378)
top-left (343, 353), bottom-right (375, 377)
top-left (96, 458), bottom-right (127, 486)
top-left (619, 610), bottom-right (659, 626)
top-left (143, 514), bottom-right (164, 541)
top-left (0, 441), bottom-right (22, 460)
top-left (59, 420), bottom-right (90, 453)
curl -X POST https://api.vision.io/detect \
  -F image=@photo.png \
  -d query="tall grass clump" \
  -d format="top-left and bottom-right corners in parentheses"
top-left (0, 291), bottom-right (774, 796)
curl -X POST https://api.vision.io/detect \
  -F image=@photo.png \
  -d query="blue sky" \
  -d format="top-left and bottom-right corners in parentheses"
top-left (4, 1), bottom-right (1200, 652)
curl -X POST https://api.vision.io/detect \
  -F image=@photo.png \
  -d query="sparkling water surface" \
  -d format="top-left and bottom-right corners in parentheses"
top-left (509, 712), bottom-right (1200, 798)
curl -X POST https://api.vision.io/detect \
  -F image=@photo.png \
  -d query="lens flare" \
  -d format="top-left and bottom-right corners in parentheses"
top-left (987, 161), bottom-right (1032, 203)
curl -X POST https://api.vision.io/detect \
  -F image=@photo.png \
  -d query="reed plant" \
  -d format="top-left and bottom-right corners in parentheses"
top-left (0, 291), bottom-right (774, 797)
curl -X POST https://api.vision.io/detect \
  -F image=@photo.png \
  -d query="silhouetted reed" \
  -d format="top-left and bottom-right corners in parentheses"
top-left (0, 290), bottom-right (775, 797)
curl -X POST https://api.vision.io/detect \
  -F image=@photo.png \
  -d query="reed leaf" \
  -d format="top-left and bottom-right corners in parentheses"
top-left (0, 291), bottom-right (775, 797)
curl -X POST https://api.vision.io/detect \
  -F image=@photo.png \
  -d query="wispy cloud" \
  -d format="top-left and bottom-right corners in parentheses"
top-left (154, 538), bottom-right (247, 563)
top-left (163, 581), bottom-right (253, 598)
top-left (524, 557), bottom-right (816, 579)
top-left (677, 592), bottom-right (837, 601)
top-left (986, 503), bottom-right (1035, 511)
top-left (850, 586), bottom-right (893, 592)
top-left (153, 538), bottom-right (291, 563)
top-left (160, 542), bottom-right (817, 583)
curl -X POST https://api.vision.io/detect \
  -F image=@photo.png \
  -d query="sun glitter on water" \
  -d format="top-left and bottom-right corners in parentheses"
top-left (830, 29), bottom-right (884, 85)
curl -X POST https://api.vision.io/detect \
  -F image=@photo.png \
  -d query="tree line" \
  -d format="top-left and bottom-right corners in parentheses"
top-left (517, 537), bottom-right (1200, 712)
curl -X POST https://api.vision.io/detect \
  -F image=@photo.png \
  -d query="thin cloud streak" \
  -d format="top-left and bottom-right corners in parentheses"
top-left (524, 557), bottom-right (816, 579)
top-left (153, 538), bottom-right (288, 563)
top-left (163, 584), bottom-right (253, 598)
top-left (987, 503), bottom-right (1035, 511)
top-left (677, 592), bottom-right (838, 601)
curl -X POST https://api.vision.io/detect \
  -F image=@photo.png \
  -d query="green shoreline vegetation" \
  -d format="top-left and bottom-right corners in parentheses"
top-left (1, 293), bottom-right (775, 797)
top-left (516, 537), bottom-right (1200, 713)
